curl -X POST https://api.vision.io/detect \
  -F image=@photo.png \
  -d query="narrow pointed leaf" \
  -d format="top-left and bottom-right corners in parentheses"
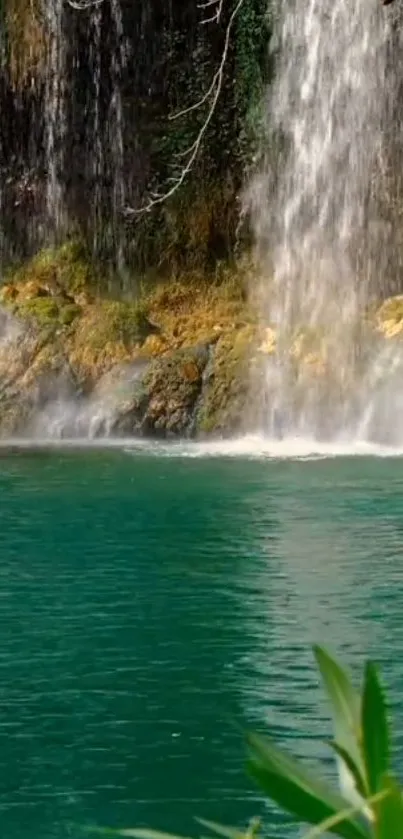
top-left (361, 662), bottom-right (390, 794)
top-left (197, 835), bottom-right (269, 839)
top-left (314, 647), bottom-right (365, 787)
top-left (302, 789), bottom-right (387, 839)
top-left (374, 774), bottom-right (403, 839)
top-left (246, 732), bottom-right (370, 839)
top-left (328, 741), bottom-right (367, 800)
top-left (111, 831), bottom-right (193, 839)
top-left (86, 830), bottom-right (140, 838)
top-left (196, 821), bottom-right (248, 839)
top-left (196, 821), bottom-right (271, 839)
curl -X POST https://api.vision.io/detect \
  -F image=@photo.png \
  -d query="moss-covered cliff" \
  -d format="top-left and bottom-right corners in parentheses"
top-left (0, 241), bottom-right (401, 440)
top-left (0, 0), bottom-right (269, 276)
top-left (0, 242), bottom-right (264, 437)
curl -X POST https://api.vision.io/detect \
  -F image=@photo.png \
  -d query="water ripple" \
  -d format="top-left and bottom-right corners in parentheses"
top-left (0, 452), bottom-right (402, 839)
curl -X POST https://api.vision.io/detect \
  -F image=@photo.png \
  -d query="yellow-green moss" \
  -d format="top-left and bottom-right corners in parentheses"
top-left (12, 295), bottom-right (82, 332)
top-left (8, 240), bottom-right (98, 295)
top-left (144, 267), bottom-right (254, 354)
top-left (59, 303), bottom-right (83, 327)
top-left (15, 296), bottom-right (61, 325)
top-left (73, 300), bottom-right (154, 352)
top-left (0, 242), bottom-right (256, 410)
top-left (197, 325), bottom-right (255, 433)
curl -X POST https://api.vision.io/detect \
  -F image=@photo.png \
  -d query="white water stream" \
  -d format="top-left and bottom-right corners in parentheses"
top-left (3, 0), bottom-right (403, 447)
top-left (248, 0), bottom-right (403, 443)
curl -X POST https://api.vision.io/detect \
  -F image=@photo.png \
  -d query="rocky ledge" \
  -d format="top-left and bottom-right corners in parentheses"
top-left (0, 243), bottom-right (261, 439)
top-left (0, 242), bottom-right (402, 441)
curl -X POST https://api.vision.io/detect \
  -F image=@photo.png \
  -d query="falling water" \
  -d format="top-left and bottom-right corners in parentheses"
top-left (109, 0), bottom-right (128, 278)
top-left (44, 0), bottom-right (67, 239)
top-left (249, 0), bottom-right (401, 441)
top-left (41, 0), bottom-right (129, 263)
top-left (89, 2), bottom-right (103, 257)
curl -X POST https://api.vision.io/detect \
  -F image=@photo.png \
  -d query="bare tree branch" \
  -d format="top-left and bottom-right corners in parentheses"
top-left (66, 0), bottom-right (104, 9)
top-left (67, 0), bottom-right (245, 215)
top-left (199, 0), bottom-right (224, 25)
top-left (125, 0), bottom-right (246, 216)
top-left (169, 74), bottom-right (217, 122)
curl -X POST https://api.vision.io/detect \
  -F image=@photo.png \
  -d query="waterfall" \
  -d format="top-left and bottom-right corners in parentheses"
top-left (3, 0), bottom-right (403, 444)
top-left (44, 0), bottom-right (67, 239)
top-left (109, 0), bottom-right (128, 278)
top-left (89, 2), bottom-right (103, 258)
top-left (249, 0), bottom-right (401, 441)
top-left (43, 0), bottom-right (129, 274)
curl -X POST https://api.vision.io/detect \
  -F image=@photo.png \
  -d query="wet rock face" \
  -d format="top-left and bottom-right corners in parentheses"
top-left (0, 319), bottom-right (250, 440)
top-left (109, 345), bottom-right (210, 438)
top-left (103, 338), bottom-right (256, 439)
top-left (0, 311), bottom-right (79, 436)
top-left (0, 247), bottom-right (257, 439)
top-left (3, 277), bottom-right (403, 442)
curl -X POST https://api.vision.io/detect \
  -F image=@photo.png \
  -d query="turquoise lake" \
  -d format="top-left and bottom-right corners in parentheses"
top-left (1, 443), bottom-right (403, 839)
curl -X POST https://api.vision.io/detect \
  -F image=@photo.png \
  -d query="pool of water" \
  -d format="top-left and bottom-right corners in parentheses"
top-left (1, 443), bottom-right (403, 839)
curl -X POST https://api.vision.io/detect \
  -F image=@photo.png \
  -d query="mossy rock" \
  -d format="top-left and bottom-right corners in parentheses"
top-left (0, 319), bottom-right (77, 435)
top-left (101, 347), bottom-right (209, 438)
top-left (15, 296), bottom-right (61, 325)
top-left (7, 239), bottom-right (97, 296)
top-left (196, 326), bottom-right (254, 434)
top-left (59, 304), bottom-right (82, 327)
top-left (74, 300), bottom-right (156, 352)
top-left (13, 295), bottom-right (82, 331)
top-left (140, 345), bottom-right (209, 436)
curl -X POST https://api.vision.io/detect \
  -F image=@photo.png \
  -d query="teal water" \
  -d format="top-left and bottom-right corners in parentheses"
top-left (1, 446), bottom-right (403, 839)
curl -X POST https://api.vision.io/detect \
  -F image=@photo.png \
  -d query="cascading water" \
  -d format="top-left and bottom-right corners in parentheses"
top-left (43, 0), bottom-right (128, 265)
top-left (89, 3), bottom-right (103, 258)
top-left (44, 0), bottom-right (67, 239)
top-left (109, 0), bottom-right (128, 278)
top-left (0, 0), bottom-right (135, 439)
top-left (2, 0), bottom-right (403, 446)
top-left (249, 0), bottom-right (403, 442)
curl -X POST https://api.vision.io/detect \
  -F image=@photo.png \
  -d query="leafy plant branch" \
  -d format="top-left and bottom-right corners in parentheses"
top-left (94, 646), bottom-right (403, 839)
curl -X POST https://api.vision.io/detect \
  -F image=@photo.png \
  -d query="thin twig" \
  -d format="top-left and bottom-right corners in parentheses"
top-left (169, 74), bottom-right (217, 121)
top-left (125, 0), bottom-right (246, 216)
top-left (198, 0), bottom-right (224, 24)
top-left (66, 0), bottom-right (104, 8)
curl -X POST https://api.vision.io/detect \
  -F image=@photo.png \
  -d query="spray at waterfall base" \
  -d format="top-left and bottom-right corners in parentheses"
top-left (246, 0), bottom-right (403, 442)
top-left (1, 0), bottom-right (403, 445)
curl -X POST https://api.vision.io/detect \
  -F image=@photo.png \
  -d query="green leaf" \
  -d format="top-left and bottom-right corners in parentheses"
top-left (196, 820), bottom-right (269, 839)
top-left (374, 774), bottom-right (403, 839)
top-left (361, 662), bottom-right (390, 794)
top-left (328, 742), bottom-right (366, 800)
top-left (301, 789), bottom-right (388, 839)
top-left (195, 821), bottom-right (250, 839)
top-left (103, 831), bottom-right (193, 839)
top-left (314, 647), bottom-right (366, 792)
top-left (246, 732), bottom-right (370, 839)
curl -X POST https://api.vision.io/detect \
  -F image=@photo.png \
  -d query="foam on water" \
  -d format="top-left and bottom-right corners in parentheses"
top-left (1, 434), bottom-right (403, 461)
top-left (169, 435), bottom-right (403, 460)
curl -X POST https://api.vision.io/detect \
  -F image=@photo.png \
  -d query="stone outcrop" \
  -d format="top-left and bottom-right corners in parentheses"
top-left (0, 244), bottom-right (257, 439)
top-left (1, 242), bottom-right (402, 441)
